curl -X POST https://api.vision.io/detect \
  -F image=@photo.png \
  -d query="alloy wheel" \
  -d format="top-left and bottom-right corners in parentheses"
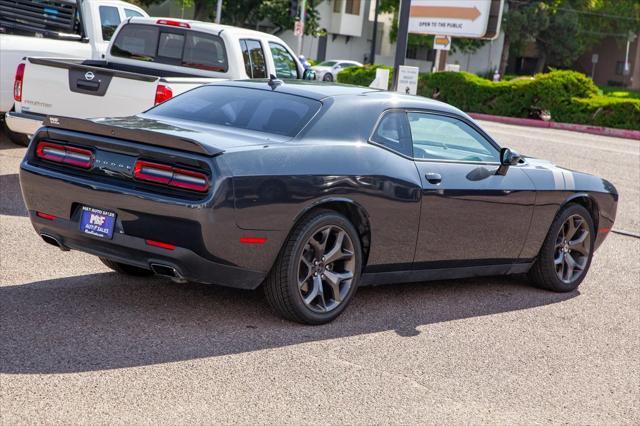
top-left (554, 214), bottom-right (591, 284)
top-left (297, 225), bottom-right (356, 313)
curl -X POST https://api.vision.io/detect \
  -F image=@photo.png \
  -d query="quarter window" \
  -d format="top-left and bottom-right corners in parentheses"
top-left (370, 111), bottom-right (413, 157)
top-left (269, 42), bottom-right (298, 79)
top-left (408, 113), bottom-right (499, 162)
top-left (240, 39), bottom-right (267, 78)
top-left (99, 6), bottom-right (121, 41)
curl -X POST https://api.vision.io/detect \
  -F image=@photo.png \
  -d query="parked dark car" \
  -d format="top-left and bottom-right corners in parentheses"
top-left (19, 80), bottom-right (618, 324)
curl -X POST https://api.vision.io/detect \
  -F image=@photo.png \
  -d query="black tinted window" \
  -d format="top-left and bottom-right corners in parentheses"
top-left (99, 6), bottom-right (121, 41)
top-left (371, 111), bottom-right (412, 157)
top-left (147, 86), bottom-right (321, 137)
top-left (240, 39), bottom-right (267, 78)
top-left (111, 24), bottom-right (228, 72)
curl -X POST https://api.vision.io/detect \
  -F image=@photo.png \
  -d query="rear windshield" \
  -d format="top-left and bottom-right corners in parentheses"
top-left (111, 23), bottom-right (228, 72)
top-left (146, 85), bottom-right (321, 137)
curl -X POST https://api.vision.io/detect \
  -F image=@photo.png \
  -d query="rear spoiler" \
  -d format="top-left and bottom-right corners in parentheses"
top-left (42, 116), bottom-right (223, 157)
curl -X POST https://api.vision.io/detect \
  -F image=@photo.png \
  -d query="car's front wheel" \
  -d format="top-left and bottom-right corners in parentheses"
top-left (529, 204), bottom-right (595, 292)
top-left (265, 210), bottom-right (362, 324)
top-left (322, 73), bottom-right (333, 82)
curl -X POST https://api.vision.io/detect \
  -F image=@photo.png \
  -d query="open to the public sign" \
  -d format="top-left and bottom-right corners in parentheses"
top-left (408, 0), bottom-right (504, 39)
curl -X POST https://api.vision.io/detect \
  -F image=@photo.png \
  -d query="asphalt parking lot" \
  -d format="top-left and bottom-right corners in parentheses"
top-left (1, 123), bottom-right (638, 424)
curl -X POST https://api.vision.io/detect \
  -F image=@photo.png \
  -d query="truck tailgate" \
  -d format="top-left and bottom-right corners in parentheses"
top-left (18, 58), bottom-right (159, 118)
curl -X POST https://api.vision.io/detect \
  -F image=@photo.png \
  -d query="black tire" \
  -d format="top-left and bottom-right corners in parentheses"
top-left (264, 210), bottom-right (362, 325)
top-left (99, 257), bottom-right (153, 276)
top-left (528, 204), bottom-right (595, 292)
top-left (2, 117), bottom-right (30, 146)
top-left (323, 73), bottom-right (333, 82)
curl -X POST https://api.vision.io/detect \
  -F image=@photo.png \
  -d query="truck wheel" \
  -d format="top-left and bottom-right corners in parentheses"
top-left (264, 210), bottom-right (362, 324)
top-left (2, 118), bottom-right (29, 146)
top-left (100, 257), bottom-right (153, 276)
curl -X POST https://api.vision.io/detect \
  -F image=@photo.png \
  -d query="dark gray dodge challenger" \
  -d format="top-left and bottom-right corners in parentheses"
top-left (20, 80), bottom-right (618, 324)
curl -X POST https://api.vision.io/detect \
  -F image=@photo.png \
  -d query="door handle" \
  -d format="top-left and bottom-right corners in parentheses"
top-left (425, 172), bottom-right (442, 184)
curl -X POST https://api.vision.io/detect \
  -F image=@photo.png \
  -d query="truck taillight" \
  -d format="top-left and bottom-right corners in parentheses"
top-left (14, 63), bottom-right (25, 102)
top-left (133, 160), bottom-right (209, 192)
top-left (154, 84), bottom-right (173, 105)
top-left (36, 141), bottom-right (94, 169)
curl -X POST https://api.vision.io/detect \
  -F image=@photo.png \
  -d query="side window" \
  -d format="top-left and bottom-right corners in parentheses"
top-left (99, 6), bottom-right (121, 41)
top-left (408, 113), bottom-right (499, 162)
top-left (240, 39), bottom-right (267, 78)
top-left (370, 111), bottom-right (413, 157)
top-left (124, 9), bottom-right (144, 18)
top-left (269, 42), bottom-right (298, 79)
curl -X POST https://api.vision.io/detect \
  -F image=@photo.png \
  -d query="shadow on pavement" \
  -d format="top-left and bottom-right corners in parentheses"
top-left (0, 173), bottom-right (27, 216)
top-left (0, 272), bottom-right (578, 374)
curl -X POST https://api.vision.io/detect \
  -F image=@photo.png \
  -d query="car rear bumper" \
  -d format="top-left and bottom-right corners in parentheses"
top-left (20, 161), bottom-right (281, 290)
top-left (5, 111), bottom-right (44, 136)
top-left (30, 211), bottom-right (265, 288)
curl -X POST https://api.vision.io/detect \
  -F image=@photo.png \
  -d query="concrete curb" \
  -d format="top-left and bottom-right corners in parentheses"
top-left (468, 113), bottom-right (640, 141)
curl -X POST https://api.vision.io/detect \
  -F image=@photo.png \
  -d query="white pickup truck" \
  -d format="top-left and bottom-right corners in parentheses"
top-left (6, 17), bottom-right (315, 143)
top-left (0, 0), bottom-right (147, 113)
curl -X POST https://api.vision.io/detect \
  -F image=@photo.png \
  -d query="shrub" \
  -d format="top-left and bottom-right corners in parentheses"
top-left (552, 96), bottom-right (640, 130)
top-left (336, 64), bottom-right (393, 89)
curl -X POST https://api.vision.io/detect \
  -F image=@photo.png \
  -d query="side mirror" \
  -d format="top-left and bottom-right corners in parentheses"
top-left (497, 147), bottom-right (521, 175)
top-left (302, 69), bottom-right (316, 80)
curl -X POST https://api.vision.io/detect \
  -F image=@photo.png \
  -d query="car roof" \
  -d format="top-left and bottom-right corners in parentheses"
top-left (206, 80), bottom-right (466, 116)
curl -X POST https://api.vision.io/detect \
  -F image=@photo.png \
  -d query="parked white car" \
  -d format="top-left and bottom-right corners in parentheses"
top-left (312, 60), bottom-right (362, 82)
top-left (6, 17), bottom-right (315, 143)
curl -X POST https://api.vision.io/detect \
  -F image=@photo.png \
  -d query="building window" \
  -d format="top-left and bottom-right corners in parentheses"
top-left (615, 61), bottom-right (625, 76)
top-left (345, 0), bottom-right (361, 15)
top-left (333, 0), bottom-right (341, 13)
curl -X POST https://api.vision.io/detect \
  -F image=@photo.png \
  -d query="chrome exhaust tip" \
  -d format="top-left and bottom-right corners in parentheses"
top-left (40, 233), bottom-right (69, 251)
top-left (150, 263), bottom-right (187, 283)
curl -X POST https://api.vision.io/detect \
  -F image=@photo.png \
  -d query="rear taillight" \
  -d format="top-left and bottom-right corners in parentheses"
top-left (14, 63), bottom-right (25, 102)
top-left (154, 84), bottom-right (173, 105)
top-left (133, 160), bottom-right (209, 192)
top-left (156, 19), bottom-right (190, 28)
top-left (36, 141), bottom-right (93, 169)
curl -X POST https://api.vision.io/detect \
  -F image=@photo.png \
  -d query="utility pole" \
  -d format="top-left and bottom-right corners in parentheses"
top-left (297, 0), bottom-right (307, 56)
top-left (392, 0), bottom-right (411, 90)
top-left (215, 0), bottom-right (222, 24)
top-left (369, 0), bottom-right (380, 65)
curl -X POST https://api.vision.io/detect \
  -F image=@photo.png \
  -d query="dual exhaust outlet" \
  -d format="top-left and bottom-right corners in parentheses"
top-left (40, 233), bottom-right (186, 283)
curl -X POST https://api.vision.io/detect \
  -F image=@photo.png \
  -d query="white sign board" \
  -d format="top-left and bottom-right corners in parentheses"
top-left (369, 68), bottom-right (390, 90)
top-left (408, 0), bottom-right (492, 38)
top-left (293, 20), bottom-right (304, 37)
top-left (396, 65), bottom-right (419, 95)
top-left (433, 35), bottom-right (451, 50)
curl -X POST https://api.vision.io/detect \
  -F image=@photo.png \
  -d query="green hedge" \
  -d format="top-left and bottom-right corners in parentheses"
top-left (336, 64), bottom-right (393, 90)
top-left (553, 96), bottom-right (640, 130)
top-left (338, 67), bottom-right (638, 130)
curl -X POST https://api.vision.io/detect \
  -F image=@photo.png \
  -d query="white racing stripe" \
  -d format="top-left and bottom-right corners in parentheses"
top-left (563, 170), bottom-right (575, 190)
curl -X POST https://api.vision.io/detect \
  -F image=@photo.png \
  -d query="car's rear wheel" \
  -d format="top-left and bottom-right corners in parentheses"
top-left (99, 257), bottom-right (153, 276)
top-left (529, 204), bottom-right (594, 292)
top-left (264, 210), bottom-right (362, 324)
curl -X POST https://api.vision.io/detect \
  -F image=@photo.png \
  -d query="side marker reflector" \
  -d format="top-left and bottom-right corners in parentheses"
top-left (145, 239), bottom-right (176, 250)
top-left (240, 237), bottom-right (267, 245)
top-left (598, 228), bottom-right (610, 233)
top-left (36, 211), bottom-right (56, 220)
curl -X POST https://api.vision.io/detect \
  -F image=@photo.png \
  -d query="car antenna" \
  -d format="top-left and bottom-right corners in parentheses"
top-left (268, 74), bottom-right (283, 90)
